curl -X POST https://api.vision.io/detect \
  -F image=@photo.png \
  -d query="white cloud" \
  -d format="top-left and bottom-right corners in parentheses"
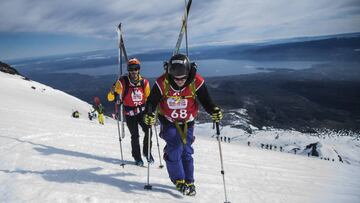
top-left (0, 0), bottom-right (359, 50)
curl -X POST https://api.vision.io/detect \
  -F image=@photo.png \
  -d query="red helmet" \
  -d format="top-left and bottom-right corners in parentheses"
top-left (127, 58), bottom-right (141, 71)
top-left (94, 96), bottom-right (101, 105)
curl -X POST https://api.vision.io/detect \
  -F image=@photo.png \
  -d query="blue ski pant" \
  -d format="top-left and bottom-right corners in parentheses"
top-left (160, 124), bottom-right (195, 184)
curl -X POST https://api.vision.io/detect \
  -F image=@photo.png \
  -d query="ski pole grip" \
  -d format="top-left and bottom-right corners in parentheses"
top-left (216, 122), bottom-right (220, 135)
top-left (147, 105), bottom-right (152, 115)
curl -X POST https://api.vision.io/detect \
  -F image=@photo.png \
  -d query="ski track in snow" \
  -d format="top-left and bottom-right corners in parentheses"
top-left (0, 72), bottom-right (360, 203)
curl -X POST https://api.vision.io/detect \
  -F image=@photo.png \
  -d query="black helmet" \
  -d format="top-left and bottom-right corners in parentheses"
top-left (168, 54), bottom-right (190, 77)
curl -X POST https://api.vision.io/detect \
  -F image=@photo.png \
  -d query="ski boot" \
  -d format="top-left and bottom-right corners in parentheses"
top-left (175, 180), bottom-right (187, 195)
top-left (135, 159), bottom-right (144, 167)
top-left (185, 183), bottom-right (196, 196)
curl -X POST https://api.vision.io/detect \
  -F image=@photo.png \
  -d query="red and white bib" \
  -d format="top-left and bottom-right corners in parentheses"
top-left (121, 78), bottom-right (148, 107)
top-left (155, 74), bottom-right (204, 123)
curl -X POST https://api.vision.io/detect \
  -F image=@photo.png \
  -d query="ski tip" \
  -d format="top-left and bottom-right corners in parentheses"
top-left (187, 0), bottom-right (193, 11)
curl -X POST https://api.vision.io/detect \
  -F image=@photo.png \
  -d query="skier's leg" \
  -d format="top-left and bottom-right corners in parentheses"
top-left (97, 113), bottom-right (101, 124)
top-left (182, 127), bottom-right (195, 184)
top-left (125, 115), bottom-right (142, 161)
top-left (138, 112), bottom-right (152, 158)
top-left (161, 125), bottom-right (185, 182)
top-left (99, 113), bottom-right (104, 124)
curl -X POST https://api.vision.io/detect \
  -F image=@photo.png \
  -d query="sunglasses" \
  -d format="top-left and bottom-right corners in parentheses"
top-left (173, 76), bottom-right (188, 81)
top-left (128, 64), bottom-right (140, 72)
top-left (128, 68), bottom-right (139, 72)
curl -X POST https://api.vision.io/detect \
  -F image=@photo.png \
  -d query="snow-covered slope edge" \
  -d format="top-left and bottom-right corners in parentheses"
top-left (213, 125), bottom-right (360, 166)
top-left (0, 72), bottom-right (359, 203)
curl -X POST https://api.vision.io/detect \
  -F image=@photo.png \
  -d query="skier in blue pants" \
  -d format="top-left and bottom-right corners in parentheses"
top-left (161, 125), bottom-right (194, 184)
top-left (144, 54), bottom-right (222, 196)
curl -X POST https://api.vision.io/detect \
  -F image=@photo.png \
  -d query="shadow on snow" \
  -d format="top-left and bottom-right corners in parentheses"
top-left (0, 135), bottom-right (183, 198)
top-left (0, 168), bottom-right (182, 198)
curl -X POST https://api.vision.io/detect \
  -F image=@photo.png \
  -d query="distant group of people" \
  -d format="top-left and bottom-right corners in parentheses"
top-left (71, 96), bottom-right (105, 125)
top-left (214, 136), bottom-right (231, 143)
top-left (260, 143), bottom-right (283, 152)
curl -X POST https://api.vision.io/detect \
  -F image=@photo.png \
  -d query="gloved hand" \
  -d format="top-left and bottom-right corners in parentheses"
top-left (211, 107), bottom-right (223, 122)
top-left (144, 112), bottom-right (156, 126)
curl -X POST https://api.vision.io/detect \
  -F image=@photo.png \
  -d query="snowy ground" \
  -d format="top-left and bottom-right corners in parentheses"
top-left (1, 72), bottom-right (359, 203)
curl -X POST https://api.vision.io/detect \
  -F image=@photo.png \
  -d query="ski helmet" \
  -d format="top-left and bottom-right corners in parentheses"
top-left (94, 96), bottom-right (101, 105)
top-left (168, 54), bottom-right (190, 77)
top-left (127, 58), bottom-right (141, 71)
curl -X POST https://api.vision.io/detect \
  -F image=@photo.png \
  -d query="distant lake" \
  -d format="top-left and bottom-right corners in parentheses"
top-left (55, 59), bottom-right (323, 77)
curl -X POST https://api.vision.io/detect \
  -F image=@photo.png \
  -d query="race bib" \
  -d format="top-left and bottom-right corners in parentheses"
top-left (167, 98), bottom-right (188, 110)
top-left (131, 88), bottom-right (143, 102)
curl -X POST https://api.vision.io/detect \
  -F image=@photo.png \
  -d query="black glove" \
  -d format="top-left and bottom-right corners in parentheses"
top-left (211, 107), bottom-right (223, 122)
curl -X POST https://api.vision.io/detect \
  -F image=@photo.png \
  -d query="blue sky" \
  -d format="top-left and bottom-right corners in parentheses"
top-left (1, 0), bottom-right (359, 60)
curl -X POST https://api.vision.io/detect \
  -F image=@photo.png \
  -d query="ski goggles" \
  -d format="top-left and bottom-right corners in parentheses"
top-left (172, 75), bottom-right (188, 81)
top-left (127, 64), bottom-right (140, 71)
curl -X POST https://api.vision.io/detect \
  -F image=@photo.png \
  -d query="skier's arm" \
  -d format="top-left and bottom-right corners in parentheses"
top-left (114, 80), bottom-right (124, 96)
top-left (196, 82), bottom-right (217, 114)
top-left (144, 80), bottom-right (151, 101)
top-left (107, 80), bottom-right (122, 102)
top-left (91, 106), bottom-right (96, 113)
top-left (145, 84), bottom-right (162, 114)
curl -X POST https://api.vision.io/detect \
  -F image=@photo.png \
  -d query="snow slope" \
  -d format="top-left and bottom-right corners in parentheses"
top-left (0, 72), bottom-right (359, 203)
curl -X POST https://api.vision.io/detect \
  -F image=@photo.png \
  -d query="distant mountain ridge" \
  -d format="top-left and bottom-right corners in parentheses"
top-left (0, 61), bottom-right (20, 75)
top-left (8, 32), bottom-right (360, 73)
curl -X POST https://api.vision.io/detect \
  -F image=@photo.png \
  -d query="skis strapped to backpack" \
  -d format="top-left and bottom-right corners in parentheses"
top-left (173, 0), bottom-right (192, 56)
top-left (160, 0), bottom-right (193, 143)
top-left (117, 23), bottom-right (129, 66)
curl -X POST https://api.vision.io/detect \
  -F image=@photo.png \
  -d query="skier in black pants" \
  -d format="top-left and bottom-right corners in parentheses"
top-left (108, 58), bottom-right (152, 166)
top-left (125, 113), bottom-right (151, 163)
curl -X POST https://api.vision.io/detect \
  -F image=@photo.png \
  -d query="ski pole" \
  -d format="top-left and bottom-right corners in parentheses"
top-left (153, 118), bottom-right (164, 168)
top-left (216, 122), bottom-right (230, 203)
top-left (144, 107), bottom-right (153, 190)
top-left (116, 103), bottom-right (125, 168)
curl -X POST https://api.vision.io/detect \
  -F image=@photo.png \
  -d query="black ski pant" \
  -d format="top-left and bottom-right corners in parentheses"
top-left (125, 112), bottom-right (152, 161)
